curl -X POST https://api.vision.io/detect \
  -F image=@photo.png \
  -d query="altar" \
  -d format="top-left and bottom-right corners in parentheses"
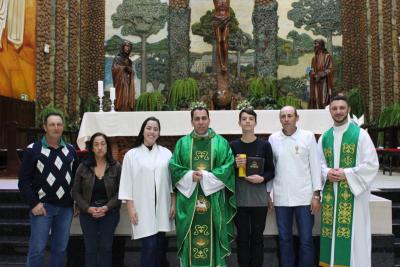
top-left (77, 110), bottom-right (334, 150)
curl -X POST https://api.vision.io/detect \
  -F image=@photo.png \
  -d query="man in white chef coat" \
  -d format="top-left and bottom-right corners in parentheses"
top-left (318, 95), bottom-right (379, 267)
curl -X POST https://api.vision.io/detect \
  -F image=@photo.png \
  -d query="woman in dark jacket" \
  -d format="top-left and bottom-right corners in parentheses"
top-left (72, 132), bottom-right (121, 267)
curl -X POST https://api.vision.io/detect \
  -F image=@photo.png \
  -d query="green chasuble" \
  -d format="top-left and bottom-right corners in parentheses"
top-left (320, 123), bottom-right (360, 267)
top-left (169, 129), bottom-right (236, 267)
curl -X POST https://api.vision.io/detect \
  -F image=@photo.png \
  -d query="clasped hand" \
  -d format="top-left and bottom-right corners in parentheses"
top-left (192, 171), bottom-right (203, 182)
top-left (327, 168), bottom-right (346, 182)
top-left (87, 206), bottom-right (108, 218)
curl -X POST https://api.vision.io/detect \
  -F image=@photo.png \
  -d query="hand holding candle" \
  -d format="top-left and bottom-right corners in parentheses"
top-left (237, 154), bottom-right (246, 177)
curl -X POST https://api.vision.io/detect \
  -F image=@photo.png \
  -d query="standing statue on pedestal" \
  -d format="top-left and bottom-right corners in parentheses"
top-left (309, 39), bottom-right (333, 109)
top-left (212, 0), bottom-right (232, 109)
top-left (112, 41), bottom-right (135, 111)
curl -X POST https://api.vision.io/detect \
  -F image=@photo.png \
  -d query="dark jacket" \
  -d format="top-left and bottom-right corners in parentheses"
top-left (72, 161), bottom-right (121, 212)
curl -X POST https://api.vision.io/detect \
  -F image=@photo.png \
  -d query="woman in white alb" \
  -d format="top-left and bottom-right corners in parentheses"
top-left (119, 117), bottom-right (175, 267)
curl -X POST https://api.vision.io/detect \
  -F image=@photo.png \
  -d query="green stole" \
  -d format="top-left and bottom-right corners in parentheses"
top-left (320, 123), bottom-right (360, 267)
top-left (189, 135), bottom-right (213, 267)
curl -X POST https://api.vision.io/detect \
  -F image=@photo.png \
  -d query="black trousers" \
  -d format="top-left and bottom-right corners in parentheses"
top-left (234, 206), bottom-right (268, 267)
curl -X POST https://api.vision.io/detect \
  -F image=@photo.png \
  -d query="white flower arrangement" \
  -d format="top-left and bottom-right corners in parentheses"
top-left (189, 101), bottom-right (207, 110)
top-left (236, 99), bottom-right (253, 110)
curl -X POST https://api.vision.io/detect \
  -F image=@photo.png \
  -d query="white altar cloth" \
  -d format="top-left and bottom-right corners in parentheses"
top-left (77, 110), bottom-right (333, 150)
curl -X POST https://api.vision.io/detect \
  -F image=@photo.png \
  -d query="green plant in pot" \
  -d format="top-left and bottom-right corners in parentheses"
top-left (169, 78), bottom-right (200, 109)
top-left (135, 92), bottom-right (165, 111)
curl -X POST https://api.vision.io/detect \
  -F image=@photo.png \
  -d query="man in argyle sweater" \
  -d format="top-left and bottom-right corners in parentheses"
top-left (18, 112), bottom-right (78, 267)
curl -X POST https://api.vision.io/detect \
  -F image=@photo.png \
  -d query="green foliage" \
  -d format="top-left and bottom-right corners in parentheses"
top-left (105, 36), bottom-right (168, 56)
top-left (135, 92), bottom-right (165, 111)
top-left (277, 37), bottom-right (298, 66)
top-left (287, 30), bottom-right (314, 53)
top-left (248, 76), bottom-right (277, 99)
top-left (287, 0), bottom-right (341, 51)
top-left (377, 102), bottom-right (400, 128)
top-left (347, 87), bottom-right (364, 118)
top-left (169, 78), bottom-right (200, 108)
top-left (191, 8), bottom-right (239, 45)
top-left (278, 77), bottom-right (306, 99)
top-left (135, 53), bottom-right (169, 91)
top-left (111, 0), bottom-right (168, 39)
top-left (81, 96), bottom-right (99, 113)
top-left (278, 95), bottom-right (302, 109)
top-left (247, 95), bottom-right (279, 110)
top-left (228, 29), bottom-right (253, 52)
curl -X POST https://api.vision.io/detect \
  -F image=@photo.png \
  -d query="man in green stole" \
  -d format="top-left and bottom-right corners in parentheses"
top-left (169, 107), bottom-right (236, 267)
top-left (318, 96), bottom-right (379, 267)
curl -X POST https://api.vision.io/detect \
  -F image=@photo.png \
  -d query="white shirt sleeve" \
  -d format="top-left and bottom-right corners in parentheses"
top-left (119, 152), bottom-right (133, 201)
top-left (344, 130), bottom-right (379, 196)
top-left (176, 170), bottom-right (197, 198)
top-left (200, 170), bottom-right (225, 196)
top-left (317, 137), bottom-right (330, 186)
top-left (309, 134), bottom-right (322, 191)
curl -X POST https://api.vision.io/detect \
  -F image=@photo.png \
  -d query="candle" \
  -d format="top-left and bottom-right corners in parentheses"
top-left (110, 87), bottom-right (116, 100)
top-left (97, 81), bottom-right (104, 97)
top-left (238, 154), bottom-right (246, 177)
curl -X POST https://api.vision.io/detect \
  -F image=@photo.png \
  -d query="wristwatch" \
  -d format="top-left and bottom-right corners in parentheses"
top-left (312, 195), bottom-right (321, 200)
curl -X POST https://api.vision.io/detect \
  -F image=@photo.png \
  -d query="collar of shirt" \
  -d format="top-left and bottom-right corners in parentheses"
top-left (333, 121), bottom-right (349, 134)
top-left (191, 128), bottom-right (216, 140)
top-left (278, 128), bottom-right (299, 140)
top-left (41, 136), bottom-right (66, 149)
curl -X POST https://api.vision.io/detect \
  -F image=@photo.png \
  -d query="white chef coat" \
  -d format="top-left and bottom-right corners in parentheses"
top-left (119, 144), bottom-right (175, 239)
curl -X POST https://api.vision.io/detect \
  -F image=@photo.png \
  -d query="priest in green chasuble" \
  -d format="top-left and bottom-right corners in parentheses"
top-left (169, 107), bottom-right (236, 267)
top-left (318, 96), bottom-right (379, 267)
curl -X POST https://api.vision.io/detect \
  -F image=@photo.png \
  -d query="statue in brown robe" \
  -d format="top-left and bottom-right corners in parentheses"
top-left (309, 39), bottom-right (333, 109)
top-left (112, 41), bottom-right (135, 111)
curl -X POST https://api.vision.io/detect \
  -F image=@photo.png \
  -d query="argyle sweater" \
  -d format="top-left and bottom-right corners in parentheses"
top-left (18, 138), bottom-right (78, 208)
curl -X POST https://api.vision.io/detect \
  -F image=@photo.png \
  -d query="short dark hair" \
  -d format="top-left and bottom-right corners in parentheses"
top-left (84, 132), bottom-right (116, 167)
top-left (330, 95), bottom-right (349, 106)
top-left (133, 117), bottom-right (161, 148)
top-left (239, 108), bottom-right (257, 122)
top-left (190, 107), bottom-right (210, 120)
top-left (43, 112), bottom-right (64, 125)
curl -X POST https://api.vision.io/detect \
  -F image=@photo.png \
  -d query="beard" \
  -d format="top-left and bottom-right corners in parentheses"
top-left (333, 114), bottom-right (348, 125)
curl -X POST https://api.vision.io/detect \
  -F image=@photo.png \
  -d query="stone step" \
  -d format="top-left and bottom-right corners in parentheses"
top-left (0, 254), bottom-right (26, 266)
top-left (393, 204), bottom-right (400, 220)
top-left (0, 235), bottom-right (29, 246)
top-left (0, 190), bottom-right (24, 203)
top-left (0, 203), bottom-right (30, 220)
top-left (373, 189), bottom-right (400, 204)
top-left (394, 220), bottom-right (400, 237)
top-left (395, 238), bottom-right (400, 259)
top-left (0, 219), bottom-right (30, 236)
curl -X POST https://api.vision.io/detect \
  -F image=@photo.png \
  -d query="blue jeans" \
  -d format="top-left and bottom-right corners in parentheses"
top-left (27, 203), bottom-right (73, 267)
top-left (140, 232), bottom-right (166, 267)
top-left (275, 206), bottom-right (314, 267)
top-left (79, 209), bottom-right (120, 267)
